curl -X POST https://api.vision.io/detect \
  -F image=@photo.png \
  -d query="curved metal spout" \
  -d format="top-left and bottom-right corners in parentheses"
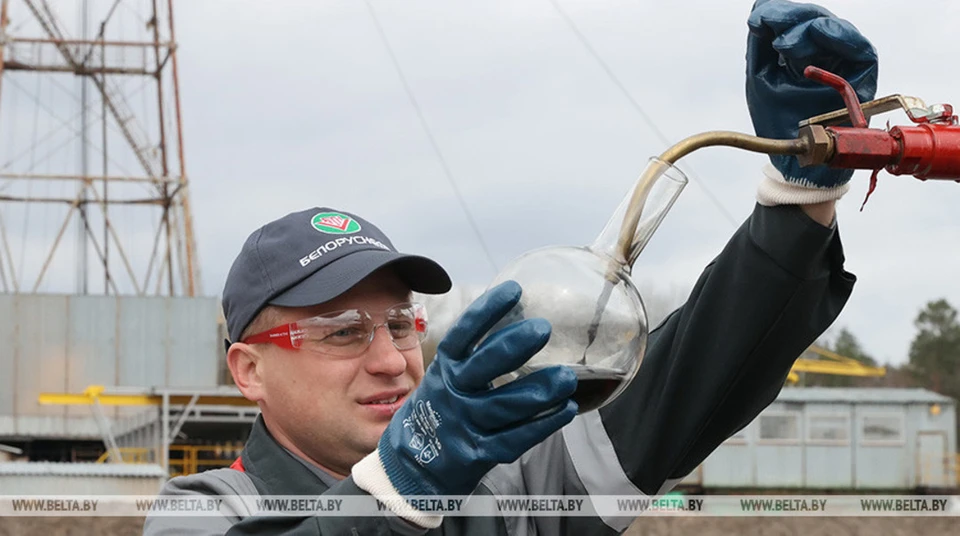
top-left (658, 131), bottom-right (809, 166)
top-left (615, 131), bottom-right (810, 262)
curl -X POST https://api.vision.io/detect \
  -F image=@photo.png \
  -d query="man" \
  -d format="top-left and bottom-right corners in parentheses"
top-left (144, 0), bottom-right (878, 534)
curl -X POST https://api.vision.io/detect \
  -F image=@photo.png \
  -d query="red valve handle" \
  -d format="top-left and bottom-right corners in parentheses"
top-left (803, 66), bottom-right (868, 128)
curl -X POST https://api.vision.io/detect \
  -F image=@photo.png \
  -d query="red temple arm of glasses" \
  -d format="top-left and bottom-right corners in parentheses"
top-left (241, 324), bottom-right (297, 349)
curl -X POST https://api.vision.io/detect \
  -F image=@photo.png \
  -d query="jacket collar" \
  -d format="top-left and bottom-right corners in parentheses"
top-left (239, 414), bottom-right (337, 495)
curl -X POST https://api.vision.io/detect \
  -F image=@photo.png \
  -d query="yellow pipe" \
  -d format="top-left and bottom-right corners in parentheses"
top-left (37, 385), bottom-right (257, 407)
top-left (39, 392), bottom-right (159, 406)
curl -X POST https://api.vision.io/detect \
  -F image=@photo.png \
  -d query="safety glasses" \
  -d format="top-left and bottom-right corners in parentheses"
top-left (242, 302), bottom-right (428, 357)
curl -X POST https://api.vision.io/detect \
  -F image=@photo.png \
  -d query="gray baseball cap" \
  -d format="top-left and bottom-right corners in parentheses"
top-left (222, 207), bottom-right (452, 344)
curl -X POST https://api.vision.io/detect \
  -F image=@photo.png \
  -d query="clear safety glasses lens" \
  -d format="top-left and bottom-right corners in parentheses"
top-left (274, 302), bottom-right (428, 357)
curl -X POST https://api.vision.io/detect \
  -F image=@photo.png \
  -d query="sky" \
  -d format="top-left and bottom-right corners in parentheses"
top-left (3, 0), bottom-right (959, 367)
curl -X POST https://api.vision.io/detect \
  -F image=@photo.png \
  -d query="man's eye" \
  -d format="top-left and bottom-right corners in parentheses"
top-left (329, 327), bottom-right (363, 338)
top-left (388, 321), bottom-right (413, 332)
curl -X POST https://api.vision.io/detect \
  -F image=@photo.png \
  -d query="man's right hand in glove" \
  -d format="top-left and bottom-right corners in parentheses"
top-left (352, 280), bottom-right (579, 528)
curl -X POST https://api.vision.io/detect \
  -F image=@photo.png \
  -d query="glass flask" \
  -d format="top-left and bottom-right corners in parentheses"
top-left (487, 158), bottom-right (687, 413)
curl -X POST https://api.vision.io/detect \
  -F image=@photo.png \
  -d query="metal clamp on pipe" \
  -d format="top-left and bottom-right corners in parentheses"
top-left (797, 66), bottom-right (960, 182)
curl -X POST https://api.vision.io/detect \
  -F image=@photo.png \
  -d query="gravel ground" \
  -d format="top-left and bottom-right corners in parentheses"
top-left (2, 517), bottom-right (958, 535)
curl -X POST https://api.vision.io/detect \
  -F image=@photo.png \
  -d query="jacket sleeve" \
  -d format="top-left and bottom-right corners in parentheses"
top-left (561, 202), bottom-right (855, 503)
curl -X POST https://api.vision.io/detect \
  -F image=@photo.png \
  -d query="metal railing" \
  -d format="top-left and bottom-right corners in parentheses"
top-left (167, 445), bottom-right (237, 477)
top-left (95, 445), bottom-right (240, 477)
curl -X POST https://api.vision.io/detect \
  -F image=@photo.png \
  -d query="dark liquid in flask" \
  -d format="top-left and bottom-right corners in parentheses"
top-left (525, 364), bottom-right (627, 413)
top-left (569, 365), bottom-right (627, 412)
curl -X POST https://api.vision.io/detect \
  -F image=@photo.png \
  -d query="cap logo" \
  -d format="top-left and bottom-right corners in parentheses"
top-left (311, 212), bottom-right (361, 235)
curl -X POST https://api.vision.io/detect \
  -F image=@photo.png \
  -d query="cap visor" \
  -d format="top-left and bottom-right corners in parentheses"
top-left (269, 249), bottom-right (452, 308)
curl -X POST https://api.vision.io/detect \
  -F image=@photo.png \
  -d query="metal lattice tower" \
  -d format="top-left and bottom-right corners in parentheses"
top-left (0, 0), bottom-right (198, 297)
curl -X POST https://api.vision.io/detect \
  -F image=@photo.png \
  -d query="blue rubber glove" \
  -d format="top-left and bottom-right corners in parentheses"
top-left (746, 0), bottom-right (878, 196)
top-left (353, 281), bottom-right (578, 528)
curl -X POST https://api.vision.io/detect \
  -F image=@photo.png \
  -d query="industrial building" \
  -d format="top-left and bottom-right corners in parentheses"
top-left (0, 292), bottom-right (253, 486)
top-left (678, 388), bottom-right (958, 492)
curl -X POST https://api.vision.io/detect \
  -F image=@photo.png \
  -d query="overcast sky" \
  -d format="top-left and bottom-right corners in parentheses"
top-left (182, 0), bottom-right (959, 366)
top-left (4, 0), bottom-right (958, 367)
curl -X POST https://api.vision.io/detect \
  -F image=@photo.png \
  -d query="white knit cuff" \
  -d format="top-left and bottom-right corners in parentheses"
top-left (756, 163), bottom-right (850, 206)
top-left (352, 448), bottom-right (444, 529)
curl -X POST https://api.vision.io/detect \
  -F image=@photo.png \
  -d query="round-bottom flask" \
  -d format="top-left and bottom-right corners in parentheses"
top-left (486, 158), bottom-right (688, 413)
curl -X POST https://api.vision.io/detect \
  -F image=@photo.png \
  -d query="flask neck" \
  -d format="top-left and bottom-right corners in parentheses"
top-left (591, 158), bottom-right (687, 267)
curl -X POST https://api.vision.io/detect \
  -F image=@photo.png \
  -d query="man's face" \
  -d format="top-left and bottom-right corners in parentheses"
top-left (244, 268), bottom-right (425, 476)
